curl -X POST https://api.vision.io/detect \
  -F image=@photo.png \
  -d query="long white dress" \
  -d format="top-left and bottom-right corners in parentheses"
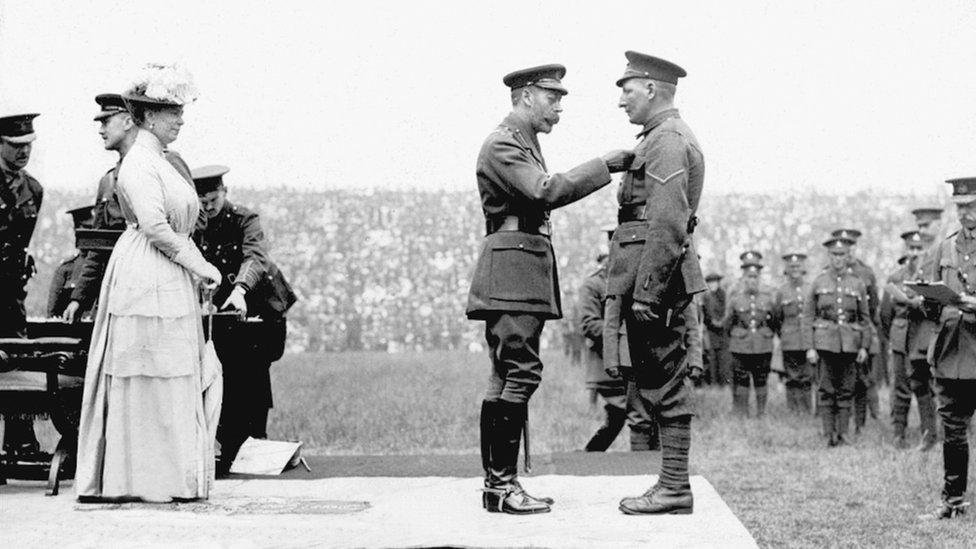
top-left (76, 129), bottom-right (220, 502)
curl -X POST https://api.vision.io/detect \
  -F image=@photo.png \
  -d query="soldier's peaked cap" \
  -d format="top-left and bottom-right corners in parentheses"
top-left (66, 204), bottom-right (95, 229)
top-left (191, 165), bottom-right (230, 194)
top-left (900, 230), bottom-right (925, 243)
top-left (503, 64), bottom-right (568, 95)
top-left (741, 262), bottom-right (763, 273)
top-left (705, 273), bottom-right (723, 282)
top-left (739, 250), bottom-right (763, 262)
top-left (830, 228), bottom-right (862, 241)
top-left (782, 253), bottom-right (808, 263)
top-left (946, 177), bottom-right (976, 204)
top-left (94, 94), bottom-right (128, 121)
top-left (0, 113), bottom-right (40, 144)
top-left (823, 237), bottom-right (855, 251)
top-left (911, 207), bottom-right (943, 220)
top-left (616, 51), bottom-right (686, 87)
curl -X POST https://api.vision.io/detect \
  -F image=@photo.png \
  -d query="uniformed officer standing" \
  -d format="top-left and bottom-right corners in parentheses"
top-left (882, 230), bottom-right (937, 449)
top-left (466, 64), bottom-right (632, 515)
top-left (922, 177), bottom-right (976, 519)
top-left (0, 113), bottom-right (44, 455)
top-left (579, 225), bottom-right (656, 452)
top-left (603, 51), bottom-right (705, 516)
top-left (775, 253), bottom-right (813, 412)
top-left (701, 273), bottom-right (730, 385)
top-left (913, 207), bottom-right (944, 240)
top-left (724, 262), bottom-right (779, 416)
top-left (63, 94), bottom-right (193, 322)
top-left (47, 205), bottom-right (96, 317)
top-left (831, 228), bottom-right (881, 431)
top-left (192, 165), bottom-right (297, 472)
top-left (803, 237), bottom-right (871, 447)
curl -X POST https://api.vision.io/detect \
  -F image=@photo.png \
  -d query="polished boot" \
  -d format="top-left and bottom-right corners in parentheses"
top-left (585, 405), bottom-right (626, 452)
top-left (755, 386), bottom-right (768, 417)
top-left (619, 484), bottom-right (694, 515)
top-left (942, 442), bottom-right (969, 510)
top-left (620, 419), bottom-right (693, 515)
top-left (482, 401), bottom-right (551, 514)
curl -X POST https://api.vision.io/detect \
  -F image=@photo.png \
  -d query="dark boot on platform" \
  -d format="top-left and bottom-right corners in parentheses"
top-left (585, 405), bottom-right (626, 452)
top-left (620, 418), bottom-right (693, 515)
top-left (482, 401), bottom-right (551, 514)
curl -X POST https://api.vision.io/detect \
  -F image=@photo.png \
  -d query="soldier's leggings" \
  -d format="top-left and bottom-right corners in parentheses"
top-left (783, 350), bottom-right (813, 412)
top-left (908, 358), bottom-right (938, 442)
top-left (484, 313), bottom-right (545, 404)
top-left (817, 351), bottom-right (857, 414)
top-left (933, 379), bottom-right (976, 502)
top-left (889, 352), bottom-right (912, 434)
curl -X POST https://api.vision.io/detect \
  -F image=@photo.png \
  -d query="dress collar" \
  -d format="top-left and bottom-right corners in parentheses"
top-left (637, 108), bottom-right (680, 138)
top-left (501, 112), bottom-right (543, 160)
top-left (134, 129), bottom-right (165, 156)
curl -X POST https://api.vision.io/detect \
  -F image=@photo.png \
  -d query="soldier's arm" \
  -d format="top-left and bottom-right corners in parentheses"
top-left (631, 131), bottom-right (695, 307)
top-left (578, 277), bottom-right (604, 344)
top-left (721, 293), bottom-right (735, 334)
top-left (234, 209), bottom-right (272, 292)
top-left (46, 264), bottom-right (68, 316)
top-left (856, 280), bottom-right (871, 350)
top-left (683, 301), bottom-right (704, 372)
top-left (69, 250), bottom-right (110, 308)
top-left (769, 292), bottom-right (784, 335)
top-left (481, 135), bottom-right (611, 210)
top-left (801, 280), bottom-right (817, 350)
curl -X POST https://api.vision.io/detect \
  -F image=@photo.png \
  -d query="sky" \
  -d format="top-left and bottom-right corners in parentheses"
top-left (1, 0), bottom-right (975, 196)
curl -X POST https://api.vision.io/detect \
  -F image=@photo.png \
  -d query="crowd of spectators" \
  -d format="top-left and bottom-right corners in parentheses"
top-left (26, 187), bottom-right (940, 353)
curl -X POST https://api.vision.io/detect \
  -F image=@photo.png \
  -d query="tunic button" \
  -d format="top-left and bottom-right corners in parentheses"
top-left (518, 244), bottom-right (524, 249)
top-left (966, 256), bottom-right (971, 262)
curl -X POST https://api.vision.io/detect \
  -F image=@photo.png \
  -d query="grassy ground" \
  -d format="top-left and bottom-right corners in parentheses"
top-left (269, 349), bottom-right (974, 547)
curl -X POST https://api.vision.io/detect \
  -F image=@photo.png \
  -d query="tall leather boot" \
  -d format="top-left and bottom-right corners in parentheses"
top-left (585, 404), bottom-right (626, 452)
top-left (836, 407), bottom-right (851, 445)
top-left (619, 417), bottom-right (693, 515)
top-left (482, 401), bottom-right (551, 514)
top-left (853, 392), bottom-right (867, 433)
top-left (938, 442), bottom-right (971, 517)
top-left (916, 393), bottom-right (938, 452)
top-left (822, 409), bottom-right (836, 446)
top-left (732, 385), bottom-right (749, 416)
top-left (480, 400), bottom-right (493, 479)
top-left (755, 386), bottom-right (768, 417)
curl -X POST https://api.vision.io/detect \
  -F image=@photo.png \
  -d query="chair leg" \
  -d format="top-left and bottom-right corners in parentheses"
top-left (46, 437), bottom-right (67, 496)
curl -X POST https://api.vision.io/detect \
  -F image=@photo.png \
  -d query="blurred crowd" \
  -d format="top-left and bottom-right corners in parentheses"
top-left (26, 187), bottom-right (939, 353)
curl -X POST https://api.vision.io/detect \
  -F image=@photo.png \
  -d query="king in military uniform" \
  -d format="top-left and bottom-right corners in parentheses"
top-left (803, 237), bottom-right (871, 447)
top-left (724, 261), bottom-right (778, 416)
top-left (192, 165), bottom-right (297, 472)
top-left (921, 177), bottom-right (976, 519)
top-left (466, 64), bottom-right (632, 515)
top-left (0, 113), bottom-right (44, 455)
top-left (775, 253), bottom-right (813, 412)
top-left (604, 51), bottom-right (705, 516)
top-left (47, 205), bottom-right (96, 318)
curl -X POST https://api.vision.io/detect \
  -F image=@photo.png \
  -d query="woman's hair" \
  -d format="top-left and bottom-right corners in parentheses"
top-left (127, 101), bottom-right (154, 126)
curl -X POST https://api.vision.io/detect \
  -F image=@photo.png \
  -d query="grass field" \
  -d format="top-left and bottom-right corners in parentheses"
top-left (269, 349), bottom-right (974, 548)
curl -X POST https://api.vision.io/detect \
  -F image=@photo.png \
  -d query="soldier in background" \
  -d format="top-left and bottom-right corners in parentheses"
top-left (774, 253), bottom-right (813, 413)
top-left (63, 94), bottom-right (193, 322)
top-left (192, 165), bottom-right (297, 472)
top-left (47, 206), bottom-right (95, 318)
top-left (0, 113), bottom-right (43, 455)
top-left (921, 177), bottom-right (976, 519)
top-left (466, 64), bottom-right (631, 515)
top-left (605, 51), bottom-right (704, 516)
top-left (913, 207), bottom-right (944, 240)
top-left (724, 261), bottom-right (778, 416)
top-left (804, 237), bottom-right (870, 447)
top-left (882, 230), bottom-right (937, 449)
top-left (701, 273), bottom-right (730, 385)
top-left (831, 228), bottom-right (880, 432)
top-left (579, 225), bottom-right (657, 452)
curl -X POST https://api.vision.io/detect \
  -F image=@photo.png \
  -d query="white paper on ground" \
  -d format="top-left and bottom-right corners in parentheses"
top-left (229, 437), bottom-right (304, 475)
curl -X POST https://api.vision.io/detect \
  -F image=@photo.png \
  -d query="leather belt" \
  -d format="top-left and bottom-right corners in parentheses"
top-left (486, 215), bottom-right (551, 236)
top-left (617, 203), bottom-right (647, 223)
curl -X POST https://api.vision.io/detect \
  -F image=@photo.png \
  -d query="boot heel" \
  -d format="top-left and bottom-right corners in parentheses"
top-left (669, 506), bottom-right (694, 515)
top-left (482, 489), bottom-right (504, 512)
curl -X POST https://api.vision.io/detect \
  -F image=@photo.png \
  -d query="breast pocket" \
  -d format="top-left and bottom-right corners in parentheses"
top-left (488, 236), bottom-right (552, 304)
top-left (621, 157), bottom-right (647, 201)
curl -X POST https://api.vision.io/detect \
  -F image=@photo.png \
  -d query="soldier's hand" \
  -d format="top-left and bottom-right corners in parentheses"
top-left (605, 366), bottom-right (621, 379)
top-left (806, 348), bottom-right (819, 364)
top-left (632, 301), bottom-right (658, 322)
top-left (62, 301), bottom-right (81, 323)
top-left (221, 286), bottom-right (248, 317)
top-left (856, 348), bottom-right (868, 364)
top-left (602, 149), bottom-right (636, 173)
top-left (956, 294), bottom-right (976, 313)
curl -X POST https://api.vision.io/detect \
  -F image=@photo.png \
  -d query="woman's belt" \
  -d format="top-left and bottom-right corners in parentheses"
top-left (486, 214), bottom-right (551, 236)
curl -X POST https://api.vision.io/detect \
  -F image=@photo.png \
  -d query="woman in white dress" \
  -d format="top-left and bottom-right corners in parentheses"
top-left (76, 64), bottom-right (222, 502)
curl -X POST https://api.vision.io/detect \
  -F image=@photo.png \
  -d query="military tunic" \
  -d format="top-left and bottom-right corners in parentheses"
top-left (924, 228), bottom-right (976, 503)
top-left (0, 165), bottom-right (42, 337)
top-left (47, 253), bottom-right (85, 317)
top-left (604, 108), bottom-right (704, 420)
top-left (774, 279), bottom-right (813, 411)
top-left (724, 286), bottom-right (778, 414)
top-left (845, 258), bottom-right (881, 427)
top-left (193, 199), bottom-right (296, 462)
top-left (467, 112), bottom-right (611, 403)
top-left (802, 266), bottom-right (870, 432)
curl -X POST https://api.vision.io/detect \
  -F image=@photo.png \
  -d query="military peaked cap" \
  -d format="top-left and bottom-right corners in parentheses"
top-left (503, 64), bottom-right (568, 95)
top-left (947, 177), bottom-right (976, 204)
top-left (0, 113), bottom-right (40, 144)
top-left (741, 263), bottom-right (763, 273)
top-left (616, 51), bottom-right (686, 86)
top-left (66, 204), bottom-right (95, 229)
top-left (823, 237), bottom-right (856, 251)
top-left (94, 94), bottom-right (129, 121)
top-left (911, 207), bottom-right (943, 223)
top-left (191, 164), bottom-right (230, 194)
top-left (781, 253), bottom-right (808, 263)
top-left (830, 228), bottom-right (862, 241)
top-left (739, 250), bottom-right (763, 263)
top-left (705, 273), bottom-right (723, 282)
